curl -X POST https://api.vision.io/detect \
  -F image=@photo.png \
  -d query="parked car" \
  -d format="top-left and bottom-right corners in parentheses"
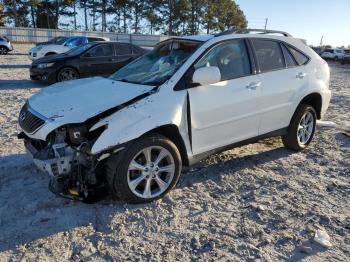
top-left (18, 29), bottom-right (331, 203)
top-left (320, 48), bottom-right (345, 60)
top-left (0, 35), bottom-right (14, 55)
top-left (311, 46), bottom-right (323, 55)
top-left (30, 42), bottom-right (146, 83)
top-left (341, 50), bottom-right (350, 64)
top-left (28, 36), bottom-right (110, 60)
top-left (35, 36), bottom-right (68, 46)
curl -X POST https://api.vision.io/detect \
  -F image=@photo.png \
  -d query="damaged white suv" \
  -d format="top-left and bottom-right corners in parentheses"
top-left (18, 29), bottom-right (331, 203)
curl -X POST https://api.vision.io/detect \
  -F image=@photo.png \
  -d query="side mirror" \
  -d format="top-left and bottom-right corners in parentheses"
top-left (192, 66), bottom-right (221, 86)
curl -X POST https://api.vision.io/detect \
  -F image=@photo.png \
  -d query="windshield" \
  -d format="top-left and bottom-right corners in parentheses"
top-left (110, 39), bottom-right (202, 86)
top-left (50, 37), bottom-right (67, 45)
top-left (64, 43), bottom-right (93, 56)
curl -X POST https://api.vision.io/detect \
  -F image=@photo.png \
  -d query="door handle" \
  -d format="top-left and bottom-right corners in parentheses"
top-left (296, 72), bottom-right (307, 79)
top-left (246, 82), bottom-right (261, 90)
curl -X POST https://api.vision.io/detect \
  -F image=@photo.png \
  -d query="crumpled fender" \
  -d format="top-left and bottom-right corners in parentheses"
top-left (90, 88), bottom-right (189, 155)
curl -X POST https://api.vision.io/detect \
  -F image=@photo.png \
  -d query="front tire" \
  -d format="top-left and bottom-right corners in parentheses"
top-left (57, 67), bottom-right (79, 82)
top-left (105, 134), bottom-right (182, 203)
top-left (0, 46), bottom-right (8, 55)
top-left (282, 104), bottom-right (317, 151)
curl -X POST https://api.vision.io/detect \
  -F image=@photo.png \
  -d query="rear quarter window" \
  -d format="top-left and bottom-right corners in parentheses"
top-left (287, 45), bottom-right (309, 65)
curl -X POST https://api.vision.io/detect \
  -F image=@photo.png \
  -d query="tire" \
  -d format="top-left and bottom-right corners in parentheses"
top-left (282, 104), bottom-right (317, 151)
top-left (334, 56), bottom-right (338, 61)
top-left (0, 46), bottom-right (8, 55)
top-left (57, 67), bottom-right (79, 82)
top-left (105, 134), bottom-right (182, 203)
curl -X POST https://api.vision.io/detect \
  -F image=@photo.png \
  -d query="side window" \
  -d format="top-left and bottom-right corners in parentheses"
top-left (87, 44), bottom-right (113, 57)
top-left (252, 39), bottom-right (284, 72)
top-left (194, 39), bottom-right (251, 81)
top-left (132, 46), bottom-right (141, 55)
top-left (116, 44), bottom-right (132, 55)
top-left (287, 45), bottom-right (309, 65)
top-left (281, 44), bottom-right (297, 67)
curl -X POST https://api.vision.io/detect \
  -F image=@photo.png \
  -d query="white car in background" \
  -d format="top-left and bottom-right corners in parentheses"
top-left (28, 36), bottom-right (110, 60)
top-left (321, 48), bottom-right (345, 60)
top-left (19, 29), bottom-right (331, 203)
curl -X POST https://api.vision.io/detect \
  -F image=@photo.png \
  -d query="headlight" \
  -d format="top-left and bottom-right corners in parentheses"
top-left (37, 62), bottom-right (55, 69)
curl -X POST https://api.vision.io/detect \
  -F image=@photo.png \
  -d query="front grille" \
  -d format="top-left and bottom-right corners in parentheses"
top-left (19, 103), bottom-right (45, 134)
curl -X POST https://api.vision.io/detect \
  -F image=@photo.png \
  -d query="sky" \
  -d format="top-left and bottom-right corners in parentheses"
top-left (235, 0), bottom-right (350, 47)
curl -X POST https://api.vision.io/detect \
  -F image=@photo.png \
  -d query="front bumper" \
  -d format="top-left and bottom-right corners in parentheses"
top-left (30, 67), bottom-right (57, 82)
top-left (25, 139), bottom-right (75, 177)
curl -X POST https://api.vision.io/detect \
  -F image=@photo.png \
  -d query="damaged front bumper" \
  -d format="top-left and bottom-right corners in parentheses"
top-left (24, 139), bottom-right (76, 177)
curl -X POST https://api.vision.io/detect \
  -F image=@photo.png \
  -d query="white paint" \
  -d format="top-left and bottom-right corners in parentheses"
top-left (23, 32), bottom-right (332, 161)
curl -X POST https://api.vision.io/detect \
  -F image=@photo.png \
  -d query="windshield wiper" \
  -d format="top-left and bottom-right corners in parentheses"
top-left (116, 79), bottom-right (141, 84)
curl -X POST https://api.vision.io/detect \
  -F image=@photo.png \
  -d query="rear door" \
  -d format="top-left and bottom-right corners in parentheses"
top-left (80, 43), bottom-right (115, 76)
top-left (188, 39), bottom-right (261, 154)
top-left (250, 38), bottom-right (309, 134)
top-left (114, 43), bottom-right (135, 71)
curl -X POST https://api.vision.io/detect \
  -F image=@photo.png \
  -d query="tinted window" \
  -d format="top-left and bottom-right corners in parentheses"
top-left (116, 44), bottom-right (132, 55)
top-left (252, 39), bottom-right (284, 72)
top-left (88, 37), bottom-right (106, 42)
top-left (132, 46), bottom-right (142, 55)
top-left (287, 46), bottom-right (309, 65)
top-left (87, 44), bottom-right (113, 57)
top-left (281, 44), bottom-right (297, 67)
top-left (195, 39), bottom-right (251, 81)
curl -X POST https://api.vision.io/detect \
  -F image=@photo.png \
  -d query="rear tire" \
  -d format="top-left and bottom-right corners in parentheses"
top-left (282, 104), bottom-right (317, 151)
top-left (0, 46), bottom-right (8, 55)
top-left (105, 134), bottom-right (182, 203)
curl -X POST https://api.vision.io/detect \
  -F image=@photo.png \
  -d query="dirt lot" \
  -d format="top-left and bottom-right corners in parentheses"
top-left (0, 44), bottom-right (349, 261)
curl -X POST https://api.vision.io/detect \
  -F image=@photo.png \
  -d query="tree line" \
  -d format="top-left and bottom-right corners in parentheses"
top-left (0, 0), bottom-right (247, 35)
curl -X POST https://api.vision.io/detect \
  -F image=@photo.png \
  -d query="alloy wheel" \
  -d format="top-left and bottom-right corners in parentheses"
top-left (58, 68), bottom-right (78, 82)
top-left (127, 146), bottom-right (175, 199)
top-left (297, 111), bottom-right (314, 145)
top-left (0, 47), bottom-right (7, 55)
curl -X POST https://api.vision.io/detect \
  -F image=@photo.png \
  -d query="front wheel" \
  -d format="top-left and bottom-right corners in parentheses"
top-left (282, 104), bottom-right (317, 151)
top-left (0, 46), bottom-right (8, 55)
top-left (105, 134), bottom-right (182, 203)
top-left (57, 67), bottom-right (79, 82)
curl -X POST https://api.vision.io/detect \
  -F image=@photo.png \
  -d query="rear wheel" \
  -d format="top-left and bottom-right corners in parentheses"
top-left (282, 104), bottom-right (317, 151)
top-left (105, 134), bottom-right (182, 203)
top-left (0, 46), bottom-right (8, 55)
top-left (57, 67), bottom-right (79, 82)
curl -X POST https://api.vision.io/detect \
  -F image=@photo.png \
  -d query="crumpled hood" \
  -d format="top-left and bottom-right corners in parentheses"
top-left (28, 77), bottom-right (154, 124)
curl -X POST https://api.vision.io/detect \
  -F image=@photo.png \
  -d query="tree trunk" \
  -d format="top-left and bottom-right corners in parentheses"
top-left (123, 7), bottom-right (127, 33)
top-left (30, 2), bottom-right (36, 28)
top-left (83, 0), bottom-right (88, 31)
top-left (73, 1), bottom-right (77, 30)
top-left (168, 0), bottom-right (173, 35)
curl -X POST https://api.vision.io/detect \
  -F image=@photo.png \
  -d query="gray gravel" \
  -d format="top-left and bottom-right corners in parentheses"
top-left (0, 44), bottom-right (349, 261)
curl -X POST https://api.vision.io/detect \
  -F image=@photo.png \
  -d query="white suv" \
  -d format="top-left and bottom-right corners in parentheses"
top-left (18, 29), bottom-right (331, 203)
top-left (321, 48), bottom-right (345, 60)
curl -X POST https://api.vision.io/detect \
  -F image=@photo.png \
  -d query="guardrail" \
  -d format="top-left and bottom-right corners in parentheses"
top-left (0, 27), bottom-right (169, 46)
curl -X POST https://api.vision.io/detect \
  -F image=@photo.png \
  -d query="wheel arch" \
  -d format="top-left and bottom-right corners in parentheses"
top-left (45, 52), bottom-right (57, 56)
top-left (144, 124), bottom-right (189, 166)
top-left (297, 92), bottom-right (322, 119)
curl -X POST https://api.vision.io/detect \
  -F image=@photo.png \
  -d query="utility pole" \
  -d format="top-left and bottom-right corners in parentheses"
top-left (320, 36), bottom-right (323, 47)
top-left (264, 18), bottom-right (268, 30)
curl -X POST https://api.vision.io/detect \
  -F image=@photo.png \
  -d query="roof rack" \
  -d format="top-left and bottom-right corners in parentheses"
top-left (215, 28), bottom-right (292, 37)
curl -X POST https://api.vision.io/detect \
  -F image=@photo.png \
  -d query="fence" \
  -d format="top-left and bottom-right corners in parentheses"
top-left (0, 27), bottom-right (169, 46)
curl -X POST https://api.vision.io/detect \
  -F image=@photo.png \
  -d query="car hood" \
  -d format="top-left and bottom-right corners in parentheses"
top-left (33, 52), bottom-right (71, 64)
top-left (28, 77), bottom-right (155, 123)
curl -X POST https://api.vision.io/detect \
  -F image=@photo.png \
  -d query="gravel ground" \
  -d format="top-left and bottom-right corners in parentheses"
top-left (0, 44), bottom-right (349, 261)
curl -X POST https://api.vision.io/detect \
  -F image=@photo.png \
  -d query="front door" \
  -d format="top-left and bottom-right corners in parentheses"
top-left (188, 39), bottom-right (261, 155)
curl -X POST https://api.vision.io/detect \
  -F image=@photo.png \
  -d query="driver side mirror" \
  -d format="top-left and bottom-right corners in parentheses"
top-left (192, 66), bottom-right (221, 86)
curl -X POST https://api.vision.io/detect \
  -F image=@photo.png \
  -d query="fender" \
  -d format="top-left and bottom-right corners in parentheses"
top-left (90, 88), bottom-right (191, 155)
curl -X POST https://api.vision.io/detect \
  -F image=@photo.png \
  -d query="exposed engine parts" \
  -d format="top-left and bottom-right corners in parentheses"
top-left (21, 127), bottom-right (109, 203)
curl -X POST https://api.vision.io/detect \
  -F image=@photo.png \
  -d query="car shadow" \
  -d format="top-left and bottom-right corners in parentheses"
top-left (0, 143), bottom-right (295, 252)
top-left (0, 64), bottom-right (31, 69)
top-left (0, 80), bottom-right (49, 90)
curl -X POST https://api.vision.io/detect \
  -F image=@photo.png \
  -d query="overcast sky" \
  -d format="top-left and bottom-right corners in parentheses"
top-left (236, 0), bottom-right (350, 47)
